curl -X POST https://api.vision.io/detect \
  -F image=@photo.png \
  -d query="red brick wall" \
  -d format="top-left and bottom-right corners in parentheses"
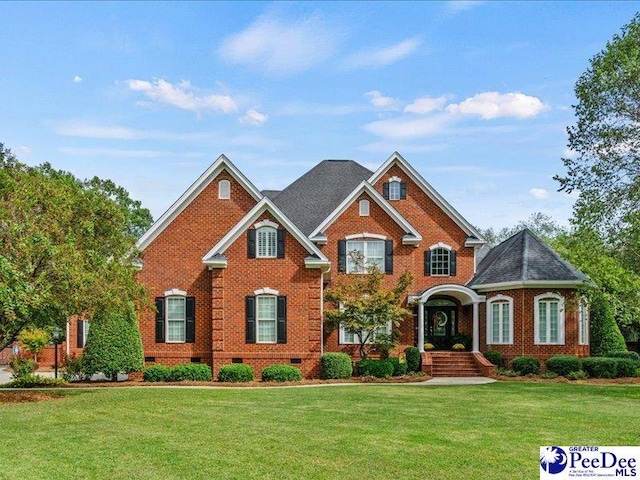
top-left (480, 288), bottom-right (590, 366)
top-left (136, 170), bottom-right (258, 367)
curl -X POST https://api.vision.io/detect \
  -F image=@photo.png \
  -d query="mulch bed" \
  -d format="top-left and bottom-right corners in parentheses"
top-left (0, 392), bottom-right (64, 404)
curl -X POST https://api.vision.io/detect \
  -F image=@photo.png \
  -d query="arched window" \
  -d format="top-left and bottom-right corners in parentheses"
top-left (257, 226), bottom-right (277, 258)
top-left (431, 247), bottom-right (451, 276)
top-left (359, 199), bottom-right (370, 216)
top-left (388, 181), bottom-right (401, 200)
top-left (218, 179), bottom-right (230, 199)
top-left (256, 295), bottom-right (277, 343)
top-left (166, 293), bottom-right (186, 343)
top-left (486, 295), bottom-right (513, 345)
top-left (534, 293), bottom-right (565, 345)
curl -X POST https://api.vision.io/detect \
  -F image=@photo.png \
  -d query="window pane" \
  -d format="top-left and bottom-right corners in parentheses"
top-left (502, 303), bottom-right (510, 343)
top-left (491, 304), bottom-right (500, 343)
top-left (549, 302), bottom-right (559, 343)
top-left (346, 241), bottom-right (364, 273)
top-left (168, 320), bottom-right (185, 342)
top-left (342, 327), bottom-right (355, 343)
top-left (258, 320), bottom-right (276, 342)
top-left (359, 200), bottom-right (369, 216)
top-left (167, 298), bottom-right (185, 320)
top-left (257, 296), bottom-right (277, 342)
top-left (257, 227), bottom-right (277, 257)
top-left (538, 302), bottom-right (547, 342)
top-left (431, 248), bottom-right (450, 275)
top-left (366, 241), bottom-right (384, 270)
top-left (389, 181), bottom-right (400, 200)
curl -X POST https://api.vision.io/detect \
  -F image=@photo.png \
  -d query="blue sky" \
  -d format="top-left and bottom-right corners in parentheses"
top-left (2, 1), bottom-right (638, 230)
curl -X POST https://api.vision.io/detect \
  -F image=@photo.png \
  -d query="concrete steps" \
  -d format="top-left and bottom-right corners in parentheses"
top-left (430, 352), bottom-right (483, 377)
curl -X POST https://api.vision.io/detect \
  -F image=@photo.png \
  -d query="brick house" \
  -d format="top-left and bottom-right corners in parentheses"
top-left (61, 152), bottom-right (587, 377)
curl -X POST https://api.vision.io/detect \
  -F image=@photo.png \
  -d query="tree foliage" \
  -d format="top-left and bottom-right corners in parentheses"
top-left (83, 303), bottom-right (144, 380)
top-left (324, 264), bottom-right (413, 360)
top-left (0, 144), bottom-right (152, 351)
top-left (588, 292), bottom-right (627, 357)
top-left (477, 212), bottom-right (566, 247)
top-left (555, 13), bottom-right (640, 271)
top-left (18, 327), bottom-right (51, 362)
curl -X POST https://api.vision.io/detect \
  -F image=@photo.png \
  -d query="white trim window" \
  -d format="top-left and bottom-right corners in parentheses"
top-left (166, 296), bottom-right (186, 343)
top-left (257, 226), bottom-right (277, 258)
top-left (486, 295), bottom-right (513, 345)
top-left (339, 322), bottom-right (391, 345)
top-left (534, 293), bottom-right (565, 345)
top-left (431, 247), bottom-right (450, 276)
top-left (218, 179), bottom-right (230, 199)
top-left (346, 240), bottom-right (384, 273)
top-left (579, 299), bottom-right (589, 345)
top-left (256, 295), bottom-right (277, 343)
top-left (388, 181), bottom-right (401, 200)
top-left (359, 199), bottom-right (370, 216)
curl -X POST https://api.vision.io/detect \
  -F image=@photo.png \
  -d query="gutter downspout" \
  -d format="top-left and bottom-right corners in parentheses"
top-left (320, 270), bottom-right (324, 356)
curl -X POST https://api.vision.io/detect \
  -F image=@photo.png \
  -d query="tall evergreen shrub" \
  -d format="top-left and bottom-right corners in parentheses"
top-left (590, 293), bottom-right (627, 357)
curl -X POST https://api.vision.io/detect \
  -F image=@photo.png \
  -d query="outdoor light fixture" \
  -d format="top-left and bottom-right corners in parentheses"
top-left (52, 326), bottom-right (61, 379)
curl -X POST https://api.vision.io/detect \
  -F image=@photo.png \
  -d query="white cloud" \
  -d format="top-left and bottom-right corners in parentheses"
top-left (404, 96), bottom-right (449, 114)
top-left (218, 14), bottom-right (341, 76)
top-left (344, 38), bottom-right (420, 69)
top-left (278, 102), bottom-right (359, 116)
top-left (363, 114), bottom-right (450, 139)
top-left (529, 188), bottom-right (549, 199)
top-left (447, 92), bottom-right (548, 120)
top-left (445, 1), bottom-right (486, 15)
top-left (73, 75), bottom-right (83, 83)
top-left (239, 109), bottom-right (268, 126)
top-left (126, 79), bottom-right (237, 115)
top-left (365, 90), bottom-right (400, 110)
top-left (54, 122), bottom-right (219, 141)
top-left (59, 146), bottom-right (203, 159)
top-left (17, 145), bottom-right (32, 155)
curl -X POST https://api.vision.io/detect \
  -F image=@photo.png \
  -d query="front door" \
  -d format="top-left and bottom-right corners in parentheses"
top-left (426, 305), bottom-right (456, 349)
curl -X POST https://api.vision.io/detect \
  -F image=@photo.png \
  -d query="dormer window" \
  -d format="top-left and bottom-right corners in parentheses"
top-left (359, 199), bottom-right (370, 216)
top-left (218, 179), bottom-right (230, 199)
top-left (383, 176), bottom-right (406, 200)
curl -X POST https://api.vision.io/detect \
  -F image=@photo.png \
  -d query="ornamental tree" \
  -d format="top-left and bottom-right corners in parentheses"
top-left (18, 327), bottom-right (51, 362)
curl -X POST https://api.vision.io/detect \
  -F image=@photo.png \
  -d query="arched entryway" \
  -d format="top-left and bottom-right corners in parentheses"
top-left (412, 285), bottom-right (485, 353)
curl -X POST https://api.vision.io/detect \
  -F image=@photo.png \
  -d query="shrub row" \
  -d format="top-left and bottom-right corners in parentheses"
top-left (261, 364), bottom-right (302, 382)
top-left (143, 363), bottom-right (212, 382)
top-left (499, 353), bottom-right (640, 379)
top-left (2, 375), bottom-right (67, 388)
top-left (217, 364), bottom-right (254, 382)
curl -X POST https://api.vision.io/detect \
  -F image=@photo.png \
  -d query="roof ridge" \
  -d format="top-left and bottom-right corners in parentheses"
top-left (523, 229), bottom-right (586, 279)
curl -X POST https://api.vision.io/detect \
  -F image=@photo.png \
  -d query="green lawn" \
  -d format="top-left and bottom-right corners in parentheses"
top-left (1, 382), bottom-right (638, 479)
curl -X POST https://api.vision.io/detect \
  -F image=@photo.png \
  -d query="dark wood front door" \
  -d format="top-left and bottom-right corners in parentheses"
top-left (426, 306), bottom-right (456, 349)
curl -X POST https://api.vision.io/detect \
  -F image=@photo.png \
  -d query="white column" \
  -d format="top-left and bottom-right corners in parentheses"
top-left (418, 301), bottom-right (425, 352)
top-left (472, 301), bottom-right (480, 353)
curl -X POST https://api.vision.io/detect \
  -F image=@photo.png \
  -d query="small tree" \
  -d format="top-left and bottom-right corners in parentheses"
top-left (83, 303), bottom-right (144, 381)
top-left (18, 326), bottom-right (51, 363)
top-left (324, 254), bottom-right (413, 359)
top-left (589, 292), bottom-right (627, 357)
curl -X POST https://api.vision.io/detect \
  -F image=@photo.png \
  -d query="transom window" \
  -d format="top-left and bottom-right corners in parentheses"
top-left (257, 295), bottom-right (277, 343)
top-left (257, 226), bottom-right (277, 258)
top-left (388, 181), bottom-right (401, 200)
top-left (535, 293), bottom-right (564, 344)
top-left (346, 240), bottom-right (384, 273)
top-left (431, 247), bottom-right (450, 276)
top-left (486, 296), bottom-right (513, 345)
top-left (166, 296), bottom-right (186, 342)
top-left (579, 299), bottom-right (589, 345)
top-left (218, 179), bottom-right (230, 199)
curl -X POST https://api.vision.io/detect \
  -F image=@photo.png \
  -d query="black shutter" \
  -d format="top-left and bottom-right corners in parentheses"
top-left (400, 182), bottom-right (407, 199)
top-left (338, 240), bottom-right (347, 273)
top-left (247, 229), bottom-right (256, 258)
top-left (382, 182), bottom-right (390, 199)
top-left (246, 296), bottom-right (256, 343)
top-left (385, 239), bottom-right (393, 274)
top-left (185, 297), bottom-right (195, 343)
top-left (424, 251), bottom-right (431, 276)
top-left (277, 296), bottom-right (287, 344)
top-left (450, 250), bottom-right (457, 276)
top-left (277, 229), bottom-right (285, 259)
top-left (155, 297), bottom-right (165, 343)
top-left (77, 320), bottom-right (84, 348)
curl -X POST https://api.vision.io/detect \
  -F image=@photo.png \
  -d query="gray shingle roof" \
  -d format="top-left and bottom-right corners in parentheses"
top-left (272, 159), bottom-right (373, 236)
top-left (261, 190), bottom-right (281, 200)
top-left (468, 229), bottom-right (586, 287)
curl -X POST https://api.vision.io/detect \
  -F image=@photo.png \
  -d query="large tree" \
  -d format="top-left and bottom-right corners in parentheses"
top-left (0, 144), bottom-right (152, 351)
top-left (477, 212), bottom-right (566, 247)
top-left (555, 13), bottom-right (640, 271)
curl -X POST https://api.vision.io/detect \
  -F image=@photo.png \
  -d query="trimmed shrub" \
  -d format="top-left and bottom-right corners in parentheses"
top-left (261, 364), bottom-right (302, 382)
top-left (609, 351), bottom-right (640, 367)
top-left (510, 356), bottom-right (541, 375)
top-left (9, 357), bottom-right (36, 379)
top-left (62, 354), bottom-right (89, 382)
top-left (320, 353), bottom-right (353, 379)
top-left (356, 359), bottom-right (394, 378)
top-left (143, 365), bottom-right (171, 382)
top-left (590, 293), bottom-right (627, 357)
top-left (2, 375), bottom-right (66, 388)
top-left (83, 303), bottom-right (144, 381)
top-left (404, 347), bottom-right (421, 373)
top-left (169, 363), bottom-right (213, 382)
top-left (452, 343), bottom-right (466, 351)
top-left (613, 358), bottom-right (637, 378)
top-left (217, 364), bottom-right (254, 382)
top-left (387, 356), bottom-right (408, 376)
top-left (566, 370), bottom-right (587, 381)
top-left (546, 355), bottom-right (582, 377)
top-left (582, 357), bottom-right (618, 378)
top-left (483, 350), bottom-right (503, 367)
top-left (423, 343), bottom-right (435, 351)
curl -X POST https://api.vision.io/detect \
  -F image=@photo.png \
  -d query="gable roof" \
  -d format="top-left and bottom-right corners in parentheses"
top-left (368, 152), bottom-right (485, 242)
top-left (202, 197), bottom-right (330, 270)
top-left (136, 155), bottom-right (262, 251)
top-left (468, 229), bottom-right (586, 291)
top-left (308, 181), bottom-right (422, 245)
top-left (272, 159), bottom-right (373, 236)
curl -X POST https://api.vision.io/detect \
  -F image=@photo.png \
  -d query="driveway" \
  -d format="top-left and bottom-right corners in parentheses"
top-left (0, 367), bottom-right (56, 384)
